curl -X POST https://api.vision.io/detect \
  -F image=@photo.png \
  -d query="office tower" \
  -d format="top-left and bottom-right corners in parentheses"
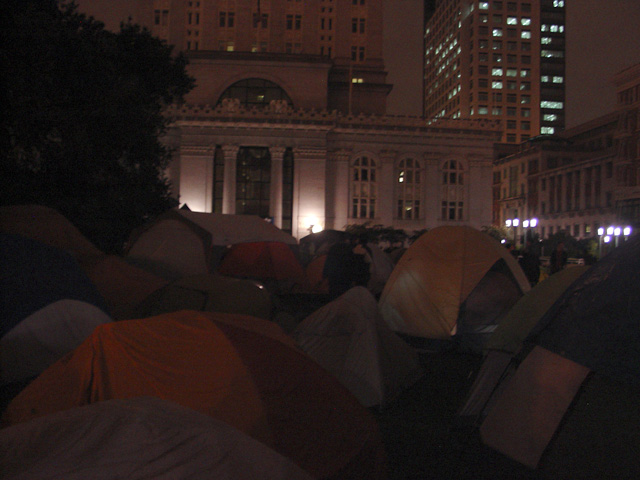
top-left (424, 0), bottom-right (566, 143)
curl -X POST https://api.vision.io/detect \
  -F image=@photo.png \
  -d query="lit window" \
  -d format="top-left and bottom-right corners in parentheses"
top-left (521, 18), bottom-right (531, 26)
top-left (493, 28), bottom-right (503, 37)
top-left (540, 100), bottom-right (563, 109)
top-left (395, 158), bottom-right (422, 220)
top-left (521, 30), bottom-right (531, 39)
top-left (543, 113), bottom-right (558, 121)
top-left (552, 76), bottom-right (564, 83)
top-left (351, 77), bottom-right (364, 83)
top-left (520, 69), bottom-right (530, 77)
top-left (521, 95), bottom-right (530, 104)
top-left (492, 81), bottom-right (503, 89)
top-left (541, 126), bottom-right (555, 134)
top-left (541, 75), bottom-right (550, 82)
top-left (541, 50), bottom-right (564, 58)
top-left (479, 2), bottom-right (489, 10)
top-left (507, 16), bottom-right (517, 25)
top-left (441, 161), bottom-right (464, 221)
top-left (492, 67), bottom-right (504, 76)
top-left (506, 68), bottom-right (517, 77)
top-left (351, 156), bottom-right (378, 219)
top-left (553, 0), bottom-right (565, 7)
top-left (479, 105), bottom-right (489, 114)
top-left (541, 37), bottom-right (552, 44)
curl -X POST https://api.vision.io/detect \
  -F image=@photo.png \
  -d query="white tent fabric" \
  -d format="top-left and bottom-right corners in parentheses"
top-left (364, 243), bottom-right (395, 296)
top-left (292, 286), bottom-right (423, 408)
top-left (0, 396), bottom-right (313, 480)
top-left (1, 299), bottom-right (112, 385)
top-left (177, 210), bottom-right (298, 246)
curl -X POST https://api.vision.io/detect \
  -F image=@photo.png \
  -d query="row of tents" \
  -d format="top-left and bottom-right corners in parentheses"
top-left (2, 203), bottom-right (639, 477)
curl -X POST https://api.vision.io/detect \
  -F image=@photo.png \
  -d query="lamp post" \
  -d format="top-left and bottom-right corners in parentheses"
top-left (597, 227), bottom-right (604, 258)
top-left (522, 218), bottom-right (538, 243)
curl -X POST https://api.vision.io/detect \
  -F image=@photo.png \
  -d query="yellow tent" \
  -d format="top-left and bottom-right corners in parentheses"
top-left (379, 226), bottom-right (530, 349)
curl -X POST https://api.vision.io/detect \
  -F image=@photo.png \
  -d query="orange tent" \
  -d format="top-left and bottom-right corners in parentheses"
top-left (2, 311), bottom-right (386, 480)
top-left (294, 254), bottom-right (330, 294)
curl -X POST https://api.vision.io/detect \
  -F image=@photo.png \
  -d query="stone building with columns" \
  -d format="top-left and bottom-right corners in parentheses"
top-left (165, 95), bottom-right (501, 239)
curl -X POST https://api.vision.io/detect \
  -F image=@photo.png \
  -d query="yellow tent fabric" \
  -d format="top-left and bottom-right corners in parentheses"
top-left (379, 226), bottom-right (530, 340)
top-left (133, 274), bottom-right (273, 321)
top-left (486, 265), bottom-right (590, 354)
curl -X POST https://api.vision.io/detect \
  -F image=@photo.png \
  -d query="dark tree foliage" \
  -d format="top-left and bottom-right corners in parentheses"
top-left (1, 0), bottom-right (194, 253)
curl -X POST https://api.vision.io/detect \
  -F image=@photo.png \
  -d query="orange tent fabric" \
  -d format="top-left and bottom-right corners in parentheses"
top-left (218, 241), bottom-right (304, 282)
top-left (2, 311), bottom-right (386, 480)
top-left (295, 254), bottom-right (330, 294)
top-left (82, 254), bottom-right (168, 320)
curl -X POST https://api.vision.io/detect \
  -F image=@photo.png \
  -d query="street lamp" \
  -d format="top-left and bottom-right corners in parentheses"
top-left (597, 227), bottom-right (605, 258)
top-left (512, 218), bottom-right (519, 247)
top-left (522, 218), bottom-right (538, 242)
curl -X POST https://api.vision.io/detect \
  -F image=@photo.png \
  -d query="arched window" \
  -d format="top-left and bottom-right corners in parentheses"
top-left (236, 147), bottom-right (271, 218)
top-left (441, 160), bottom-right (465, 221)
top-left (396, 157), bottom-right (422, 220)
top-left (351, 155), bottom-right (377, 219)
top-left (217, 78), bottom-right (293, 108)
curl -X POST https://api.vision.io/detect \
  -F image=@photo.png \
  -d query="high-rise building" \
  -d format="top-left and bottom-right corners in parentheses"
top-left (424, 0), bottom-right (566, 144)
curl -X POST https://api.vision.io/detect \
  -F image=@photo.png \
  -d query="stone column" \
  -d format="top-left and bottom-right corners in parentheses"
top-left (269, 146), bottom-right (285, 228)
top-left (222, 144), bottom-right (239, 214)
top-left (325, 149), bottom-right (351, 231)
top-left (293, 146), bottom-right (327, 239)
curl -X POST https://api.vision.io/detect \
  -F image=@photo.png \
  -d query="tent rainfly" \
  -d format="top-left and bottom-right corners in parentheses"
top-left (2, 310), bottom-right (386, 480)
top-left (379, 226), bottom-right (530, 351)
top-left (293, 286), bottom-right (423, 408)
top-left (479, 234), bottom-right (640, 475)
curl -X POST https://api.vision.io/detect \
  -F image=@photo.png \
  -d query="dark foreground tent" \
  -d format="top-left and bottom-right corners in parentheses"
top-left (479, 234), bottom-right (640, 475)
top-left (125, 209), bottom-right (298, 280)
top-left (379, 226), bottom-right (530, 351)
top-left (0, 204), bottom-right (102, 263)
top-left (457, 266), bottom-right (590, 423)
top-left (133, 274), bottom-right (273, 320)
top-left (0, 397), bottom-right (313, 480)
top-left (2, 311), bottom-right (386, 480)
top-left (293, 287), bottom-right (423, 408)
top-left (1, 234), bottom-right (111, 385)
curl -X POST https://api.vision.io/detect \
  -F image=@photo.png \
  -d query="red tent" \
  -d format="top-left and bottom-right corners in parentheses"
top-left (218, 241), bottom-right (304, 282)
top-left (2, 311), bottom-right (386, 480)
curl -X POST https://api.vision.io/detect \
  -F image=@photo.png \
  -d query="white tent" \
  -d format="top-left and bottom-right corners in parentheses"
top-left (125, 209), bottom-right (297, 280)
top-left (293, 286), bottom-right (423, 408)
top-left (0, 396), bottom-right (313, 480)
top-left (1, 299), bottom-right (112, 385)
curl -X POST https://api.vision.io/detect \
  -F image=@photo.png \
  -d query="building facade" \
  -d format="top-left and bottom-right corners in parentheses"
top-left (77, 0), bottom-right (501, 239)
top-left (494, 62), bottom-right (640, 246)
top-left (424, 0), bottom-right (566, 144)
